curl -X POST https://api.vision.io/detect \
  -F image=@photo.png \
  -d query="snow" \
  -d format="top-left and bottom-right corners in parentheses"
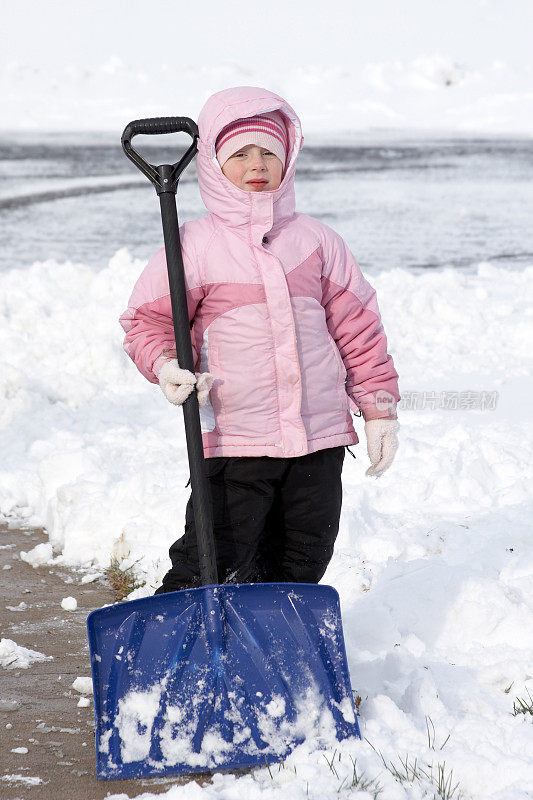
top-left (6, 601), bottom-right (28, 611)
top-left (1, 126), bottom-right (532, 796)
top-left (80, 571), bottom-right (103, 583)
top-left (0, 638), bottom-right (53, 670)
top-left (60, 595), bottom-right (77, 611)
top-left (72, 676), bottom-right (93, 695)
top-left (0, 251), bottom-right (532, 796)
top-left (1, 774), bottom-right (43, 787)
top-left (115, 684), bottom-right (165, 763)
top-left (1, 56), bottom-right (532, 138)
top-left (19, 541), bottom-right (53, 567)
top-left (1, 1), bottom-right (532, 135)
top-left (265, 696), bottom-right (286, 719)
top-left (110, 678), bottom-right (352, 773)
top-left (0, 700), bottom-right (19, 712)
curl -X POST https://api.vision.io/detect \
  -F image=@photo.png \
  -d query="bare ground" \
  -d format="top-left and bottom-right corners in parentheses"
top-left (0, 524), bottom-right (202, 800)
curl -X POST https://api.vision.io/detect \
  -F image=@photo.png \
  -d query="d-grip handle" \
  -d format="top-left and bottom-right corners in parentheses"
top-left (122, 116), bottom-right (198, 140)
top-left (121, 116), bottom-right (199, 194)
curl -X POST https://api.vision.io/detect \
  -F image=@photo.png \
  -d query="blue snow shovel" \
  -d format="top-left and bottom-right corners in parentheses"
top-left (87, 118), bottom-right (360, 781)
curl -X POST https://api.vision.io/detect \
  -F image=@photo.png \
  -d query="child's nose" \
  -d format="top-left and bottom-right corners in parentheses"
top-left (250, 153), bottom-right (267, 168)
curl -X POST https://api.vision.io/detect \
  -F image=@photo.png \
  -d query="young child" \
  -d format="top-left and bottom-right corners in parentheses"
top-left (119, 86), bottom-right (400, 593)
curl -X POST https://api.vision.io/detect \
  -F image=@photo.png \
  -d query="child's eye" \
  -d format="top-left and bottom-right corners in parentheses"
top-left (232, 150), bottom-right (274, 158)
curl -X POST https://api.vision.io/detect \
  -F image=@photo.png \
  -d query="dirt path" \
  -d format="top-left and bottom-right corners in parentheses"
top-left (0, 524), bottom-right (193, 800)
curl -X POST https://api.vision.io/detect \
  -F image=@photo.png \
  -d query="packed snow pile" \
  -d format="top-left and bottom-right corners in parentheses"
top-left (0, 638), bottom-right (53, 670)
top-left (1, 249), bottom-right (532, 799)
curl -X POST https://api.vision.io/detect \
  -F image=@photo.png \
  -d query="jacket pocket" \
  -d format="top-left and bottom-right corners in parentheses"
top-left (328, 336), bottom-right (347, 381)
top-left (327, 336), bottom-right (349, 409)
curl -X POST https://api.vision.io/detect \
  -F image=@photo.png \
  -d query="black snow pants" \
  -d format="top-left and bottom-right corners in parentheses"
top-left (155, 446), bottom-right (346, 593)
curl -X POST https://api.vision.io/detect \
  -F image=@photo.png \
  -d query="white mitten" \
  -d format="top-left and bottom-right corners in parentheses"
top-left (195, 372), bottom-right (215, 407)
top-left (364, 418), bottom-right (400, 477)
top-left (157, 359), bottom-right (196, 405)
top-left (156, 358), bottom-right (214, 407)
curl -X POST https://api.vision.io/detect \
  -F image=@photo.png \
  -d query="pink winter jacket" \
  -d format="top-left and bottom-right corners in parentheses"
top-left (119, 86), bottom-right (400, 459)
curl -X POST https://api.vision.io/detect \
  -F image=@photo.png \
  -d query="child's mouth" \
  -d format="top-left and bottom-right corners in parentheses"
top-left (246, 180), bottom-right (268, 189)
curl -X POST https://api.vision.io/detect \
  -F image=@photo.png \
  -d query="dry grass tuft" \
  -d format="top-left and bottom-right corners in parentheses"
top-left (104, 557), bottom-right (144, 600)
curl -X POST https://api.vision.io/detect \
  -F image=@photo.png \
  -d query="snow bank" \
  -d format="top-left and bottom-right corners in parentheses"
top-left (1, 56), bottom-right (532, 136)
top-left (1, 252), bottom-right (530, 583)
top-left (1, 250), bottom-right (532, 798)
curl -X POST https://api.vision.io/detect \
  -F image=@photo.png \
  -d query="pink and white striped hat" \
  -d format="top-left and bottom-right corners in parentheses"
top-left (215, 111), bottom-right (288, 169)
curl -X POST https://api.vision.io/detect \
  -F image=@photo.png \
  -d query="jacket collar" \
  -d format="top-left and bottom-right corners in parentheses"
top-left (196, 86), bottom-right (304, 244)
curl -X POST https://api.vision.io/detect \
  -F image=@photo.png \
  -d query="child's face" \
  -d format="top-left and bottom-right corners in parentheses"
top-left (221, 144), bottom-right (284, 192)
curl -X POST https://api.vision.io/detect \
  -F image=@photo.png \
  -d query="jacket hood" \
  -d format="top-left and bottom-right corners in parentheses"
top-left (196, 86), bottom-right (304, 240)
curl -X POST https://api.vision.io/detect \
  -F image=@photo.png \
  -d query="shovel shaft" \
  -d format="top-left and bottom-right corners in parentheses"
top-left (159, 191), bottom-right (218, 586)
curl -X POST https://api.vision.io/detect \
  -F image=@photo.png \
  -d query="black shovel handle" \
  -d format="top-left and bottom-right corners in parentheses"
top-left (121, 117), bottom-right (218, 587)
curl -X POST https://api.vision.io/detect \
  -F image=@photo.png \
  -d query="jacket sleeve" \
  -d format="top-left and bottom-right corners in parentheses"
top-left (118, 238), bottom-right (204, 385)
top-left (319, 225), bottom-right (400, 421)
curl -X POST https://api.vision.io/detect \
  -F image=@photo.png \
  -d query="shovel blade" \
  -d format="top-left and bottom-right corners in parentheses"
top-left (87, 583), bottom-right (360, 780)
